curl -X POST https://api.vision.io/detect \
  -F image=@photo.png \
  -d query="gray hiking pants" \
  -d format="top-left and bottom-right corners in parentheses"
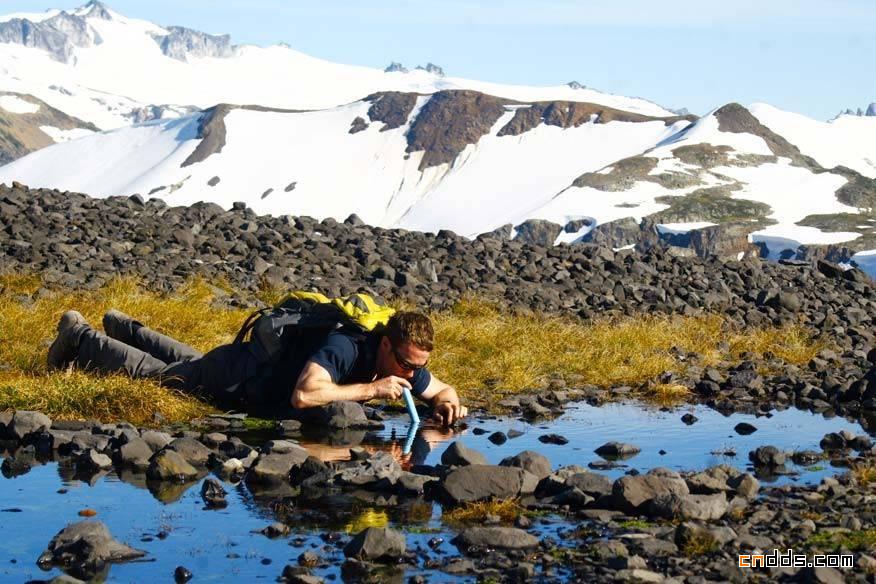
top-left (75, 312), bottom-right (260, 404)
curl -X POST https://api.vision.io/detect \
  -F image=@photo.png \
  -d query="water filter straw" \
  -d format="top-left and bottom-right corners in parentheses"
top-left (402, 421), bottom-right (419, 455)
top-left (402, 387), bottom-right (420, 425)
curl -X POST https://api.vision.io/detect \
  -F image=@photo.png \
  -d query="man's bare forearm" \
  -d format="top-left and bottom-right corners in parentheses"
top-left (291, 381), bottom-right (374, 408)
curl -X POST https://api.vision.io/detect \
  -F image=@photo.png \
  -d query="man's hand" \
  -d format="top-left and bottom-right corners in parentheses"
top-left (370, 375), bottom-right (412, 400)
top-left (433, 400), bottom-right (468, 426)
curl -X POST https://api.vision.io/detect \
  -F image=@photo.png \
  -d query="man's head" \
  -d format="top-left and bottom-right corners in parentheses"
top-left (376, 311), bottom-right (433, 380)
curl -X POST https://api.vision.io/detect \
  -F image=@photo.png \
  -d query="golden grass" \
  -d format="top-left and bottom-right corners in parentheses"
top-left (442, 499), bottom-right (523, 525)
top-left (0, 274), bottom-right (246, 424)
top-left (428, 296), bottom-right (824, 401)
top-left (0, 272), bottom-right (827, 423)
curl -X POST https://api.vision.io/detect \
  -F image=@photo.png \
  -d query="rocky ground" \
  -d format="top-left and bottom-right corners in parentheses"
top-left (2, 404), bottom-right (874, 583)
top-left (3, 185), bottom-right (876, 581)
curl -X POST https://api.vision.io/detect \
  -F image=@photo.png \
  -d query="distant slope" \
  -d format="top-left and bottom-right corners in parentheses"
top-left (0, 91), bottom-right (689, 236)
top-left (0, 92), bottom-right (97, 164)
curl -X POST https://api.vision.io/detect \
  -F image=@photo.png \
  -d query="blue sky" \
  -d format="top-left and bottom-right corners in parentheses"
top-left (5, 0), bottom-right (875, 120)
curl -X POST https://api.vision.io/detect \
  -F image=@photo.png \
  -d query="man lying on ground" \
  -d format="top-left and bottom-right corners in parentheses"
top-left (47, 309), bottom-right (467, 425)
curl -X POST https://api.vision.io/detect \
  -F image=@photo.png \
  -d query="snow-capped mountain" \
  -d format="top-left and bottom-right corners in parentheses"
top-left (1, 1), bottom-right (876, 269)
top-left (0, 1), bottom-right (672, 130)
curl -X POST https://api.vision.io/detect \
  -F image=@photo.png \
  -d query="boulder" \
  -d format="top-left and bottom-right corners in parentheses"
top-left (565, 471), bottom-right (613, 498)
top-left (75, 449), bottom-right (113, 472)
top-left (454, 527), bottom-right (539, 552)
top-left (441, 465), bottom-right (538, 504)
top-left (441, 441), bottom-right (487, 466)
top-left (594, 442), bottom-right (641, 458)
top-left (146, 450), bottom-right (199, 481)
top-left (343, 527), bottom-right (405, 562)
top-left (749, 445), bottom-right (786, 467)
top-left (37, 520), bottom-right (145, 580)
top-left (648, 493), bottom-right (728, 521)
top-left (499, 450), bottom-right (552, 480)
top-left (10, 410), bottom-right (51, 440)
top-left (612, 468), bottom-right (689, 514)
top-left (513, 219), bottom-right (562, 247)
top-left (167, 437), bottom-right (212, 466)
top-left (118, 437), bottom-right (153, 469)
top-left (247, 449), bottom-right (309, 484)
top-left (140, 430), bottom-right (172, 452)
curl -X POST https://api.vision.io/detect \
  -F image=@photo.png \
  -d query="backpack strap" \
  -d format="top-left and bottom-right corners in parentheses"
top-left (233, 307), bottom-right (271, 345)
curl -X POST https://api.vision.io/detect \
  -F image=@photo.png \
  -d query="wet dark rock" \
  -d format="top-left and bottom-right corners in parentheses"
top-left (499, 450), bottom-right (552, 480)
top-left (453, 527), bottom-right (539, 552)
top-left (594, 441), bottom-right (641, 458)
top-left (200, 477), bottom-right (227, 508)
top-left (681, 413), bottom-right (698, 425)
top-left (734, 422), bottom-right (758, 435)
top-left (441, 465), bottom-right (538, 504)
top-left (174, 565), bottom-right (193, 583)
top-left (538, 433), bottom-right (569, 445)
top-left (260, 522), bottom-right (290, 538)
top-left (440, 441), bottom-right (487, 466)
top-left (749, 445), bottom-right (786, 467)
top-left (343, 527), bottom-right (405, 562)
top-left (487, 431), bottom-right (507, 445)
top-left (37, 520), bottom-right (145, 580)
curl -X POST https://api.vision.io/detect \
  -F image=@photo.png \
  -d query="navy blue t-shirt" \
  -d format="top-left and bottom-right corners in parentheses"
top-left (308, 331), bottom-right (432, 397)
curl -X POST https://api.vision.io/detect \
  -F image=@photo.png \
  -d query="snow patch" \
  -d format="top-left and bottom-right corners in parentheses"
top-left (0, 95), bottom-right (39, 114)
top-left (39, 125), bottom-right (95, 142)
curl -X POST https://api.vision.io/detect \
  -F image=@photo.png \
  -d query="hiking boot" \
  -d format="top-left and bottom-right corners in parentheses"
top-left (47, 310), bottom-right (88, 370)
top-left (103, 309), bottom-right (141, 345)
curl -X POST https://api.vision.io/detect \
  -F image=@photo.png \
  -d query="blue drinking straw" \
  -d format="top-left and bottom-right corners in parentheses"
top-left (401, 387), bottom-right (420, 425)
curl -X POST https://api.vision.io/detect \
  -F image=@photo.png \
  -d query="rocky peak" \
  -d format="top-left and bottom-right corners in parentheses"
top-left (79, 0), bottom-right (113, 20)
top-left (567, 81), bottom-right (586, 90)
top-left (150, 26), bottom-right (236, 61)
top-left (416, 62), bottom-right (445, 76)
top-left (833, 103), bottom-right (876, 119)
top-left (384, 62), bottom-right (408, 73)
top-left (0, 11), bottom-right (99, 62)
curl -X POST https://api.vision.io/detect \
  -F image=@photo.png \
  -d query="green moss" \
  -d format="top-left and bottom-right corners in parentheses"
top-left (805, 529), bottom-right (876, 552)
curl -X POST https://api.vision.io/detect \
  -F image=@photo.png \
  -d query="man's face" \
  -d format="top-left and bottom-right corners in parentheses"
top-left (378, 336), bottom-right (430, 380)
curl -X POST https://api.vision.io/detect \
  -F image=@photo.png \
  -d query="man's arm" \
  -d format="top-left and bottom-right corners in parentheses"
top-left (418, 374), bottom-right (468, 425)
top-left (290, 360), bottom-right (410, 409)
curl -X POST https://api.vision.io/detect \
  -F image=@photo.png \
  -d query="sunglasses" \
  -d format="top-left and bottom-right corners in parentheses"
top-left (390, 344), bottom-right (429, 372)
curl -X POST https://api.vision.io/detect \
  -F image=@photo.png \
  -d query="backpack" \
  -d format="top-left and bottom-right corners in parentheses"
top-left (231, 291), bottom-right (396, 410)
top-left (233, 291), bottom-right (396, 366)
